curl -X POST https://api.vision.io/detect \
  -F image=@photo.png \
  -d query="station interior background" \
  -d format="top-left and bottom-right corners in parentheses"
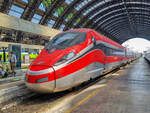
top-left (1, 0), bottom-right (150, 69)
top-left (1, 1), bottom-right (150, 113)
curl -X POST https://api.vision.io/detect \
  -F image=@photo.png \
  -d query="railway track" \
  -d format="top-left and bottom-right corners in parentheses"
top-left (0, 60), bottom-right (137, 113)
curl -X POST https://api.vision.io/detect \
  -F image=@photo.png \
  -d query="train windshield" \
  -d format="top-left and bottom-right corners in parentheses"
top-left (45, 32), bottom-right (86, 50)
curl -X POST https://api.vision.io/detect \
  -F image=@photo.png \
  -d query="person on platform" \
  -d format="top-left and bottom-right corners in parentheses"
top-left (10, 52), bottom-right (17, 76)
top-left (0, 55), bottom-right (8, 78)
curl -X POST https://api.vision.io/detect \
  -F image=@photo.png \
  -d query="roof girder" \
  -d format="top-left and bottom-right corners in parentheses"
top-left (101, 24), bottom-right (130, 35)
top-left (0, 0), bottom-right (14, 13)
top-left (53, 0), bottom-right (82, 29)
top-left (40, 0), bottom-right (64, 25)
top-left (93, 7), bottom-right (150, 25)
top-left (101, 16), bottom-right (128, 28)
top-left (99, 13), bottom-right (150, 30)
top-left (64, 0), bottom-right (99, 30)
top-left (21, 0), bottom-right (42, 21)
top-left (104, 21), bottom-right (150, 33)
top-left (77, 1), bottom-right (123, 28)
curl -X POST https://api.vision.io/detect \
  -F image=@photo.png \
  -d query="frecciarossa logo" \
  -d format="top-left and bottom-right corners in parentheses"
top-left (37, 61), bottom-right (45, 64)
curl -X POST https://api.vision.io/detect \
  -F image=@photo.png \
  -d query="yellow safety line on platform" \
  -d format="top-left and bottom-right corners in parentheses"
top-left (0, 80), bottom-right (24, 87)
top-left (65, 68), bottom-right (124, 113)
top-left (65, 84), bottom-right (106, 113)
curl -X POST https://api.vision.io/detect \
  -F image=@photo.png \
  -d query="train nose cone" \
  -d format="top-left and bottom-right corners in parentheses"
top-left (25, 81), bottom-right (55, 93)
top-left (25, 67), bottom-right (56, 93)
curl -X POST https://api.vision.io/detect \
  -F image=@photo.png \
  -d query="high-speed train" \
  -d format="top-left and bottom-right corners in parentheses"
top-left (144, 50), bottom-right (150, 62)
top-left (25, 28), bottom-right (135, 93)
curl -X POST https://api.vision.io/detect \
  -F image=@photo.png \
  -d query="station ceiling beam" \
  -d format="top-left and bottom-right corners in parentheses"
top-left (77, 0), bottom-right (121, 28)
top-left (0, 13), bottom-right (61, 38)
top-left (1, 0), bottom-right (150, 44)
top-left (0, 0), bottom-right (14, 13)
top-left (64, 0), bottom-right (99, 30)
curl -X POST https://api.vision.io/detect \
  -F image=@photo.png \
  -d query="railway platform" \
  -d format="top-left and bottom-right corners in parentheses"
top-left (66, 57), bottom-right (150, 113)
top-left (0, 68), bottom-right (28, 105)
top-left (1, 57), bottom-right (150, 113)
top-left (0, 69), bottom-right (26, 84)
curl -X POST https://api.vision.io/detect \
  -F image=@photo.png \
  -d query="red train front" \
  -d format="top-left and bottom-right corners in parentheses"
top-left (25, 28), bottom-right (135, 93)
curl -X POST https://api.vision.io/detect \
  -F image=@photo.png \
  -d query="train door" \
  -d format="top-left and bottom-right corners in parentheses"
top-left (104, 46), bottom-right (112, 71)
top-left (100, 45), bottom-right (106, 71)
top-left (89, 32), bottom-right (105, 78)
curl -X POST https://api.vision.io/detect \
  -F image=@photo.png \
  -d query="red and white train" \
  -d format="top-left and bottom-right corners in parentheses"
top-left (144, 50), bottom-right (150, 62)
top-left (25, 28), bottom-right (136, 93)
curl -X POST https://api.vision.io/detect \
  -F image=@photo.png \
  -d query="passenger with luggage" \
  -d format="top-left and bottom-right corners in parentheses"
top-left (0, 62), bottom-right (8, 78)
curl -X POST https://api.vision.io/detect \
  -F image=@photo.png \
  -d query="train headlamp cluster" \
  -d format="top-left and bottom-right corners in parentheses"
top-left (55, 52), bottom-right (76, 66)
top-left (36, 77), bottom-right (48, 83)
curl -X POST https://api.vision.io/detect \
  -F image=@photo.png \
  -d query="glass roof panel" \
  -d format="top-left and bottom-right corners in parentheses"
top-left (48, 19), bottom-right (55, 28)
top-left (9, 10), bottom-right (22, 18)
top-left (10, 5), bottom-right (24, 13)
top-left (31, 14), bottom-right (42, 24)
top-left (8, 5), bottom-right (24, 18)
top-left (54, 6), bottom-right (64, 17)
top-left (74, 1), bottom-right (89, 11)
top-left (21, 0), bottom-right (28, 3)
top-left (66, 13), bottom-right (74, 22)
top-left (83, 1), bottom-right (105, 16)
top-left (31, 18), bottom-right (40, 24)
top-left (65, 0), bottom-right (74, 5)
top-left (42, 0), bottom-right (52, 8)
top-left (39, 3), bottom-right (46, 11)
top-left (73, 18), bottom-right (81, 25)
top-left (59, 24), bottom-right (65, 30)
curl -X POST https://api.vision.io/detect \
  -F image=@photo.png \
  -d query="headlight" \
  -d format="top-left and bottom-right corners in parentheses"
top-left (54, 52), bottom-right (76, 66)
top-left (36, 77), bottom-right (48, 83)
top-left (65, 52), bottom-right (76, 60)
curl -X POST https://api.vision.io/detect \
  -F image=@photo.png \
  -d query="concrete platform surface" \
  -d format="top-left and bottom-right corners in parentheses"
top-left (0, 69), bottom-right (26, 86)
top-left (70, 58), bottom-right (150, 113)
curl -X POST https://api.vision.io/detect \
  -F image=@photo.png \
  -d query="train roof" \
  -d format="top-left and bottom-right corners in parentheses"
top-left (93, 30), bottom-right (124, 49)
top-left (66, 28), bottom-right (92, 33)
top-left (65, 28), bottom-right (124, 49)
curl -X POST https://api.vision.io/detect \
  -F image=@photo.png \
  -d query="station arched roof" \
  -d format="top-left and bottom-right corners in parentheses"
top-left (0, 0), bottom-right (150, 44)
